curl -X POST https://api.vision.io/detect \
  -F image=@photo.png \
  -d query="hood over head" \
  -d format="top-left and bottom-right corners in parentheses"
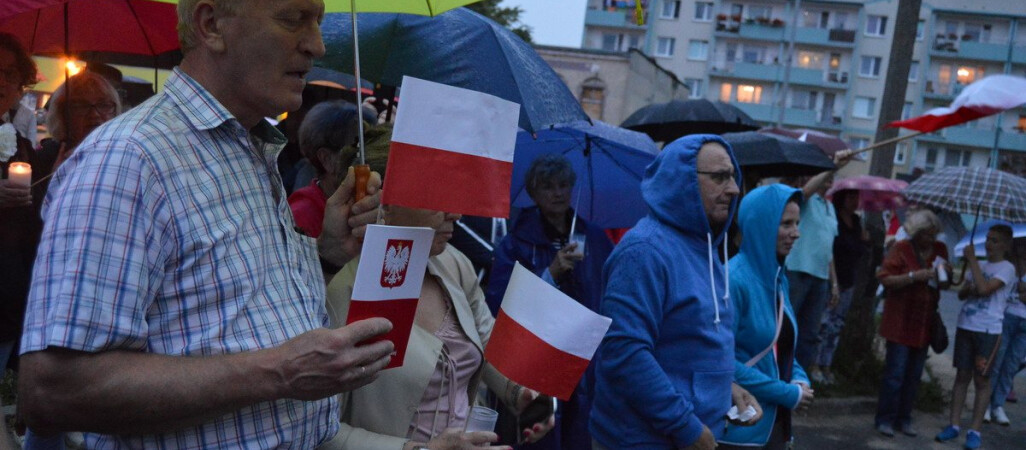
top-left (641, 134), bottom-right (742, 245)
top-left (737, 184), bottom-right (803, 283)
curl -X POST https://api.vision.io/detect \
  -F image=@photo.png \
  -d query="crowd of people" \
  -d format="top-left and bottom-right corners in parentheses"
top-left (0, 1), bottom-right (1024, 450)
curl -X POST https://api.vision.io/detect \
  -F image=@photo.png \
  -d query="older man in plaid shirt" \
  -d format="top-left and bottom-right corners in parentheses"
top-left (16, 0), bottom-right (396, 448)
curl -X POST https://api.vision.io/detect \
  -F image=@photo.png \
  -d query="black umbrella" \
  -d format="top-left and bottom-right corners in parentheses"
top-left (621, 99), bottom-right (760, 142)
top-left (722, 131), bottom-right (835, 178)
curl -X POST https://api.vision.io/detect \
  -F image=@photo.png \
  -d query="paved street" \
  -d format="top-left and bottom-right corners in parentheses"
top-left (793, 291), bottom-right (1026, 449)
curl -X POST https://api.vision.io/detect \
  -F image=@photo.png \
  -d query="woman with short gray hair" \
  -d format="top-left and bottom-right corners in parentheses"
top-left (874, 208), bottom-right (951, 437)
top-left (486, 153), bottom-right (614, 449)
top-left (287, 100), bottom-right (361, 239)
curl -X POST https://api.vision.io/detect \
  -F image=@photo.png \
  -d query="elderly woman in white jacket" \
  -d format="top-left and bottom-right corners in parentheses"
top-left (326, 200), bottom-right (554, 450)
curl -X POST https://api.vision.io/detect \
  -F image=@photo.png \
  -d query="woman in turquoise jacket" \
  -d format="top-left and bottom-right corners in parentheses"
top-left (720, 184), bottom-right (814, 449)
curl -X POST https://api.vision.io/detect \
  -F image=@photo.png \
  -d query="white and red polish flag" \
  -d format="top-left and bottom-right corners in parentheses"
top-left (888, 75), bottom-right (1026, 132)
top-left (485, 263), bottom-right (612, 400)
top-left (347, 224), bottom-right (435, 369)
top-left (384, 76), bottom-right (520, 218)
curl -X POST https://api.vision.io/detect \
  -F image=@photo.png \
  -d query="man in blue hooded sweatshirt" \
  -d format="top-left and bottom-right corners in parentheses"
top-left (590, 135), bottom-right (762, 450)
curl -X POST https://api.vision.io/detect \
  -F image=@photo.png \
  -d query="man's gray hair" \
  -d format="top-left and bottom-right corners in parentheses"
top-left (177, 0), bottom-right (241, 53)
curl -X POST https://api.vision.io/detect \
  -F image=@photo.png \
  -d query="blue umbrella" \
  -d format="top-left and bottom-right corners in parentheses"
top-left (319, 9), bottom-right (589, 134)
top-left (953, 219), bottom-right (1026, 258)
top-left (511, 121), bottom-right (658, 229)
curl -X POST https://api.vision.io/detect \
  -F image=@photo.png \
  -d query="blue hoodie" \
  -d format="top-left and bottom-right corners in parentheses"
top-left (590, 134), bottom-right (740, 449)
top-left (721, 184), bottom-right (810, 446)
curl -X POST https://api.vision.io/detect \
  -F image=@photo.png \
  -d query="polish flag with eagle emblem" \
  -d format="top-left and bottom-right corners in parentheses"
top-left (347, 225), bottom-right (435, 369)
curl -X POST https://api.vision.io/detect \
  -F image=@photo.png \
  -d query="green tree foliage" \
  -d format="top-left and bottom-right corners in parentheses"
top-left (466, 0), bottom-right (533, 43)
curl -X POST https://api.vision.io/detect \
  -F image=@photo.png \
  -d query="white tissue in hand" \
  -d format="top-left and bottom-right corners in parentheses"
top-left (727, 405), bottom-right (757, 422)
top-left (0, 123), bottom-right (16, 162)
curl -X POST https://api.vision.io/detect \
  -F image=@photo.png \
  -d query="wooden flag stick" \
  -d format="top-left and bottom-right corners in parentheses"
top-left (848, 130), bottom-right (928, 157)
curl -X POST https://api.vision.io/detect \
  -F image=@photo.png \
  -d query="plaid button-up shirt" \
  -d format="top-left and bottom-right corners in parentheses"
top-left (22, 69), bottom-right (336, 449)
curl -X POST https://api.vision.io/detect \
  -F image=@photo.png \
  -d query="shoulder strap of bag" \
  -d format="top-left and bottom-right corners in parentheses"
top-left (745, 288), bottom-right (785, 367)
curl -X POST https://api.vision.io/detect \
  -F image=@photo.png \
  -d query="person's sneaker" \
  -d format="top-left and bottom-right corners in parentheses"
top-left (984, 408), bottom-right (992, 423)
top-left (992, 406), bottom-right (1011, 426)
top-left (876, 423), bottom-right (895, 437)
top-left (823, 371), bottom-right (837, 385)
top-left (936, 425), bottom-right (960, 442)
top-left (964, 429), bottom-right (981, 449)
top-left (900, 424), bottom-right (918, 437)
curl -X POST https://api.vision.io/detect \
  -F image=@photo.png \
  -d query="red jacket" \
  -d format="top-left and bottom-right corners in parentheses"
top-left (288, 179), bottom-right (327, 238)
top-left (876, 240), bottom-right (948, 348)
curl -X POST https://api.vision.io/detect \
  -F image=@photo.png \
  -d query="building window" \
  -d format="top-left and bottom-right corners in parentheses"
top-left (628, 34), bottom-right (641, 49)
top-left (908, 61), bottom-right (919, 82)
top-left (902, 102), bottom-right (914, 120)
top-left (656, 37), bottom-right (676, 57)
top-left (601, 34), bottom-right (618, 51)
top-left (661, 0), bottom-right (681, 19)
top-left (791, 90), bottom-right (818, 110)
top-left (963, 23), bottom-right (983, 42)
top-left (859, 56), bottom-right (882, 77)
top-left (693, 2), bottom-right (712, 21)
top-left (748, 5), bottom-right (771, 20)
top-left (853, 96), bottom-right (876, 118)
top-left (895, 142), bottom-right (909, 165)
top-left (1016, 115), bottom-right (1026, 132)
top-left (916, 20), bottom-right (924, 40)
top-left (736, 84), bottom-right (763, 103)
top-left (580, 77), bottom-right (606, 120)
top-left (720, 83), bottom-right (734, 102)
top-left (925, 148), bottom-right (939, 171)
top-left (848, 137), bottom-right (870, 151)
top-left (865, 15), bottom-right (887, 37)
top-left (956, 66), bottom-right (983, 85)
top-left (741, 45), bottom-right (766, 64)
top-left (796, 51), bottom-right (823, 69)
top-left (944, 148), bottom-right (971, 167)
top-left (685, 78), bottom-right (704, 98)
top-left (688, 40), bottom-right (709, 60)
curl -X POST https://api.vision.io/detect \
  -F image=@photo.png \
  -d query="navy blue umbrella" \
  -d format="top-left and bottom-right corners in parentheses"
top-left (511, 121), bottom-right (658, 229)
top-left (319, 9), bottom-right (589, 134)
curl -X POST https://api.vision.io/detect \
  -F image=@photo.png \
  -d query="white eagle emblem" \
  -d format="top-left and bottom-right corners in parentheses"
top-left (381, 240), bottom-right (412, 287)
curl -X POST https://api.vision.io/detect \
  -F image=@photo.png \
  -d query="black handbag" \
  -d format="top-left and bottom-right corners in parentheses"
top-left (930, 311), bottom-right (949, 353)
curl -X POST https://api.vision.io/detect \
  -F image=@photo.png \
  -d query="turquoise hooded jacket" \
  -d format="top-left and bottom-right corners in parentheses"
top-left (721, 184), bottom-right (811, 446)
top-left (590, 134), bottom-right (740, 449)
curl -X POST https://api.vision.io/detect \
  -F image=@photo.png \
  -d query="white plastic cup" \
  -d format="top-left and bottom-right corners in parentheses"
top-left (465, 405), bottom-right (499, 433)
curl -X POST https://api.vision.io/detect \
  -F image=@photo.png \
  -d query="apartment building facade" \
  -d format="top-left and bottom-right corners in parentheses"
top-left (582, 0), bottom-right (1026, 177)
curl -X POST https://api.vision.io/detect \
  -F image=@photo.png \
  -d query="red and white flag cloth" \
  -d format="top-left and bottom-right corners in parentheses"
top-left (347, 224), bottom-right (435, 369)
top-left (384, 76), bottom-right (520, 218)
top-left (485, 263), bottom-right (612, 400)
top-left (888, 75), bottom-right (1026, 132)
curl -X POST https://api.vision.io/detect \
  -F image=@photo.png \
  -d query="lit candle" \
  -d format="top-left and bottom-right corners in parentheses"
top-left (8, 162), bottom-right (31, 187)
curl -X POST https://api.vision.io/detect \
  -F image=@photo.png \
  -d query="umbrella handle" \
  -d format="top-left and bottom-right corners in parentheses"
top-left (354, 164), bottom-right (371, 202)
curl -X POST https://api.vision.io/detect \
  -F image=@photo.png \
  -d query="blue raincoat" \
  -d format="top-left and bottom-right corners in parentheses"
top-left (721, 184), bottom-right (811, 446)
top-left (590, 134), bottom-right (740, 449)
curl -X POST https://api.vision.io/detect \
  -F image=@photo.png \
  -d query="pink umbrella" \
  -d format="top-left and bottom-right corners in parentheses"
top-left (827, 175), bottom-right (908, 212)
